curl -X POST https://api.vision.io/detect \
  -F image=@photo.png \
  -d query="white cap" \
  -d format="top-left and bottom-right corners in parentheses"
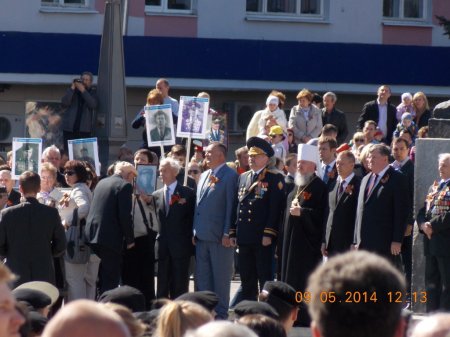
top-left (266, 95), bottom-right (279, 106)
top-left (298, 144), bottom-right (319, 164)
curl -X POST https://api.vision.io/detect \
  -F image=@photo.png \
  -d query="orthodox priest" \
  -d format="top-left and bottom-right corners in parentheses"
top-left (281, 143), bottom-right (328, 326)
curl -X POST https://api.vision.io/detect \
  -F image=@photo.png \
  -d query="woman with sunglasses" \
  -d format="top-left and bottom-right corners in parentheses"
top-left (63, 160), bottom-right (100, 302)
top-left (187, 161), bottom-right (203, 185)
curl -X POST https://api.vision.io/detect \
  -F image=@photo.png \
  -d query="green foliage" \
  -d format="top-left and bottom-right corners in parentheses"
top-left (436, 15), bottom-right (450, 38)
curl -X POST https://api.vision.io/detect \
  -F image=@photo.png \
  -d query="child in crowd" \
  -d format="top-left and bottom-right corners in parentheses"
top-left (269, 125), bottom-right (286, 161)
top-left (394, 112), bottom-right (417, 144)
top-left (396, 92), bottom-right (416, 121)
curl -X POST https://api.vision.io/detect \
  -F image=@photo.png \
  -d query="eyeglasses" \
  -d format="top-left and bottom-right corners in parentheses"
top-left (64, 171), bottom-right (75, 176)
top-left (188, 170), bottom-right (200, 174)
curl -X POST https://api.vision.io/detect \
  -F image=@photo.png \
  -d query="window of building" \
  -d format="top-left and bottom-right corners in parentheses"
top-left (41, 0), bottom-right (87, 7)
top-left (247, 0), bottom-right (322, 16)
top-left (145, 0), bottom-right (194, 14)
top-left (383, 0), bottom-right (426, 20)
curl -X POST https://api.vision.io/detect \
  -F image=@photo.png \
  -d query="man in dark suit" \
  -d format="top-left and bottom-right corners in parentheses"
top-left (322, 92), bottom-right (348, 145)
top-left (354, 144), bottom-right (408, 261)
top-left (284, 153), bottom-right (297, 196)
top-left (391, 137), bottom-right (414, 295)
top-left (150, 110), bottom-right (172, 142)
top-left (0, 171), bottom-right (66, 287)
top-left (0, 169), bottom-right (21, 207)
top-left (323, 151), bottom-right (360, 257)
top-left (318, 137), bottom-right (338, 192)
top-left (230, 137), bottom-right (285, 302)
top-left (193, 142), bottom-right (238, 319)
top-left (417, 153), bottom-right (450, 311)
top-left (356, 85), bottom-right (397, 145)
top-left (85, 161), bottom-right (136, 294)
top-left (153, 157), bottom-right (195, 299)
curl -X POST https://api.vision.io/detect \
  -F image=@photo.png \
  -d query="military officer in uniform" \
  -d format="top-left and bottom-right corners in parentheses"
top-left (417, 153), bottom-right (450, 312)
top-left (230, 137), bottom-right (285, 302)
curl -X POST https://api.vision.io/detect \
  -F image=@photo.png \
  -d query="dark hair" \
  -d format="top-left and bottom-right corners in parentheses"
top-left (238, 314), bottom-right (286, 337)
top-left (312, 93), bottom-right (322, 104)
top-left (134, 149), bottom-right (156, 164)
top-left (19, 171), bottom-right (41, 194)
top-left (369, 144), bottom-right (391, 158)
top-left (307, 251), bottom-right (405, 337)
top-left (170, 144), bottom-right (187, 158)
top-left (64, 160), bottom-right (89, 183)
top-left (81, 71), bottom-right (94, 81)
top-left (338, 150), bottom-right (356, 164)
top-left (318, 136), bottom-right (338, 150)
top-left (391, 137), bottom-right (409, 149)
top-left (322, 124), bottom-right (338, 136)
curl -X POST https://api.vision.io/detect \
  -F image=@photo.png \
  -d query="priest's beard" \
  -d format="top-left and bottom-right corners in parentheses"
top-left (295, 172), bottom-right (314, 187)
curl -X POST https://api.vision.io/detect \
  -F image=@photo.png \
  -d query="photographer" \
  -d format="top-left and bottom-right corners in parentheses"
top-left (61, 71), bottom-right (98, 149)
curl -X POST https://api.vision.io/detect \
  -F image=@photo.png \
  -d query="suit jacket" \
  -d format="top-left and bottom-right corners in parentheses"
top-left (193, 164), bottom-right (238, 242)
top-left (354, 166), bottom-right (408, 256)
top-left (417, 180), bottom-right (450, 256)
top-left (285, 174), bottom-right (295, 196)
top-left (7, 189), bottom-right (21, 207)
top-left (398, 159), bottom-right (414, 225)
top-left (150, 127), bottom-right (172, 141)
top-left (176, 168), bottom-right (197, 191)
top-left (230, 168), bottom-right (285, 245)
top-left (356, 100), bottom-right (397, 144)
top-left (322, 162), bottom-right (338, 192)
top-left (325, 175), bottom-right (361, 255)
top-left (322, 107), bottom-right (349, 144)
top-left (85, 174), bottom-right (134, 254)
top-left (207, 129), bottom-right (225, 144)
top-left (0, 197), bottom-right (66, 286)
top-left (153, 183), bottom-right (195, 259)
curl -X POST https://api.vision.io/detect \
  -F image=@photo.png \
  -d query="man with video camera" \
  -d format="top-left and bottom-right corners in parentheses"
top-left (61, 71), bottom-right (99, 149)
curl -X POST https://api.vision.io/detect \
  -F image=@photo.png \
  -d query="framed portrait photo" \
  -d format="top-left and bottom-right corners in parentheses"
top-left (145, 104), bottom-right (176, 147)
top-left (12, 137), bottom-right (42, 179)
top-left (67, 137), bottom-right (100, 176)
top-left (176, 96), bottom-right (209, 139)
top-left (135, 164), bottom-right (158, 195)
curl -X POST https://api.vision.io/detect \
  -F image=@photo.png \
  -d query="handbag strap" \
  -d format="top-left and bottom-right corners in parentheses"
top-left (136, 197), bottom-right (154, 234)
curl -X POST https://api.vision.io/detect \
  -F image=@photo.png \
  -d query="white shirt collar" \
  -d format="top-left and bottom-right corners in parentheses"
top-left (165, 180), bottom-right (178, 193)
top-left (373, 165), bottom-right (390, 181)
top-left (339, 172), bottom-right (355, 185)
top-left (322, 159), bottom-right (336, 170)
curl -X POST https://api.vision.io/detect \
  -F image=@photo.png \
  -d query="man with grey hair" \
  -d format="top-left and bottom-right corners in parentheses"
top-left (354, 144), bottom-right (408, 263)
top-left (153, 157), bottom-right (195, 298)
top-left (417, 153), bottom-right (450, 311)
top-left (322, 91), bottom-right (348, 145)
top-left (85, 161), bottom-right (137, 294)
top-left (0, 169), bottom-right (20, 207)
top-left (42, 145), bottom-right (67, 187)
top-left (42, 300), bottom-right (130, 337)
top-left (411, 313), bottom-right (450, 337)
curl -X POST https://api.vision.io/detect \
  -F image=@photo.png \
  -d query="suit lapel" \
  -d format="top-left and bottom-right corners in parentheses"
top-left (330, 180), bottom-right (339, 210)
top-left (239, 171), bottom-right (254, 202)
top-left (198, 170), bottom-right (211, 203)
top-left (365, 168), bottom-right (390, 203)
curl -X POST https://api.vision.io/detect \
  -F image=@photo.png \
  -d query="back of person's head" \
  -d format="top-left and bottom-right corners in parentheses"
top-left (259, 281), bottom-right (298, 324)
top-left (41, 300), bottom-right (130, 337)
top-left (238, 314), bottom-right (286, 337)
top-left (185, 321), bottom-right (258, 337)
top-left (19, 171), bottom-right (41, 194)
top-left (102, 303), bottom-right (147, 337)
top-left (114, 161), bottom-right (137, 176)
top-left (321, 124), bottom-right (338, 137)
top-left (411, 313), bottom-right (450, 337)
top-left (154, 300), bottom-right (212, 337)
top-left (307, 250), bottom-right (406, 337)
top-left (98, 285), bottom-right (146, 313)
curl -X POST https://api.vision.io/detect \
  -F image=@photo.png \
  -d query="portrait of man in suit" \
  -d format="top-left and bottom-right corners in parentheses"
top-left (14, 142), bottom-right (39, 176)
top-left (181, 101), bottom-right (203, 134)
top-left (150, 110), bottom-right (172, 142)
top-left (206, 119), bottom-right (225, 144)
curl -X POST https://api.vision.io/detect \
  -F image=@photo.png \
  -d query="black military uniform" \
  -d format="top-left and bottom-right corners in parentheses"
top-left (230, 137), bottom-right (285, 302)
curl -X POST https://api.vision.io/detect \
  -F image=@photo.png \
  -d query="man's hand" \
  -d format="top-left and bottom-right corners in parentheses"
top-left (391, 242), bottom-right (402, 255)
top-left (126, 242), bottom-right (135, 249)
top-left (230, 238), bottom-right (237, 247)
top-left (74, 81), bottom-right (85, 92)
top-left (222, 235), bottom-right (231, 248)
top-left (290, 201), bottom-right (302, 217)
top-left (262, 236), bottom-right (272, 246)
top-left (422, 222), bottom-right (433, 240)
top-left (321, 243), bottom-right (328, 257)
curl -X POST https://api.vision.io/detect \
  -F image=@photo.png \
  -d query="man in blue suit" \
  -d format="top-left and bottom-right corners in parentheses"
top-left (193, 142), bottom-right (238, 319)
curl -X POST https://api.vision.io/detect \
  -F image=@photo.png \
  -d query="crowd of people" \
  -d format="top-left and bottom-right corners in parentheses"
top-left (0, 79), bottom-right (450, 337)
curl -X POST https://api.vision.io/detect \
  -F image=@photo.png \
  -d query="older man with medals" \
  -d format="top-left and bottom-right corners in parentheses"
top-left (417, 153), bottom-right (450, 312)
top-left (230, 137), bottom-right (285, 302)
top-left (280, 143), bottom-right (328, 326)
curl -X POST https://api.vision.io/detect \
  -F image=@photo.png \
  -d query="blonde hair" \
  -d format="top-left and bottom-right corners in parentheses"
top-left (412, 91), bottom-right (430, 111)
top-left (147, 89), bottom-right (164, 105)
top-left (40, 162), bottom-right (58, 179)
top-left (103, 303), bottom-right (147, 337)
top-left (296, 88), bottom-right (313, 102)
top-left (154, 301), bottom-right (212, 337)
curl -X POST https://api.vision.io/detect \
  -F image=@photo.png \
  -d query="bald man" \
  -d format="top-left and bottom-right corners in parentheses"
top-left (411, 313), bottom-right (450, 337)
top-left (41, 300), bottom-right (130, 337)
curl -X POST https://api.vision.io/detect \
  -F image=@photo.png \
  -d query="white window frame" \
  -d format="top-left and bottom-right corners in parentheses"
top-left (383, 0), bottom-right (428, 22)
top-left (145, 0), bottom-right (195, 15)
top-left (41, 0), bottom-right (89, 8)
top-left (246, 0), bottom-right (324, 18)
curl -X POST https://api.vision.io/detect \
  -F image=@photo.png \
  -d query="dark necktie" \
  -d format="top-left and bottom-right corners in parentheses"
top-left (366, 173), bottom-right (378, 197)
top-left (338, 181), bottom-right (345, 197)
top-left (323, 165), bottom-right (330, 183)
top-left (165, 187), bottom-right (170, 215)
